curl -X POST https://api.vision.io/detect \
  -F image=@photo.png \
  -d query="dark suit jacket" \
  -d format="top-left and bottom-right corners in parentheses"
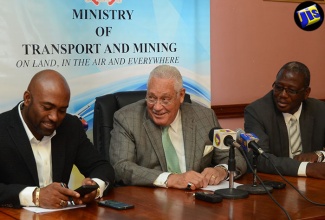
top-left (244, 91), bottom-right (325, 176)
top-left (0, 104), bottom-right (115, 208)
top-left (110, 100), bottom-right (247, 186)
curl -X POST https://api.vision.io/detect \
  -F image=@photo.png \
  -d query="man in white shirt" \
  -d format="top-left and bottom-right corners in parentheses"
top-left (245, 61), bottom-right (325, 178)
top-left (110, 65), bottom-right (247, 190)
top-left (0, 69), bottom-right (115, 208)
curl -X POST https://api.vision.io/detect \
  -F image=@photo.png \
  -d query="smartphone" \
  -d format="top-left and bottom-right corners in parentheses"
top-left (262, 180), bottom-right (286, 189)
top-left (74, 185), bottom-right (98, 196)
top-left (195, 192), bottom-right (223, 203)
top-left (98, 200), bottom-right (134, 210)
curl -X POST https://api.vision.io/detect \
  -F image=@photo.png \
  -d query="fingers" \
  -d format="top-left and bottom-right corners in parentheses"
top-left (82, 177), bottom-right (97, 186)
top-left (186, 182), bottom-right (193, 190)
top-left (182, 171), bottom-right (208, 190)
top-left (202, 167), bottom-right (227, 185)
top-left (58, 184), bottom-right (79, 198)
top-left (209, 174), bottom-right (218, 185)
top-left (168, 171), bottom-right (224, 190)
top-left (208, 173), bottom-right (223, 185)
top-left (59, 199), bottom-right (68, 208)
top-left (38, 183), bottom-right (81, 208)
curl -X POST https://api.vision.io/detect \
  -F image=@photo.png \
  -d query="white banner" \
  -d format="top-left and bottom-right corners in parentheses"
top-left (0, 0), bottom-right (210, 135)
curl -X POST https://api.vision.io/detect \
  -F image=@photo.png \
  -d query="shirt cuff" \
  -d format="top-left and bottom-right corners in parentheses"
top-left (215, 164), bottom-right (228, 170)
top-left (320, 151), bottom-right (325, 162)
top-left (19, 187), bottom-right (37, 207)
top-left (298, 162), bottom-right (308, 176)
top-left (214, 164), bottom-right (229, 180)
top-left (92, 178), bottom-right (107, 198)
top-left (153, 172), bottom-right (172, 188)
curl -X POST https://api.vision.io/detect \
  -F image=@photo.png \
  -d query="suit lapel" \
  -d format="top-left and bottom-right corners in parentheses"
top-left (299, 105), bottom-right (313, 152)
top-left (143, 116), bottom-right (168, 171)
top-left (51, 132), bottom-right (66, 182)
top-left (181, 105), bottom-right (196, 171)
top-left (9, 109), bottom-right (39, 185)
top-left (276, 112), bottom-right (290, 156)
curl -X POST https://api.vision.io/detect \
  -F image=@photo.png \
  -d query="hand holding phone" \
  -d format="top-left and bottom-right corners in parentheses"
top-left (74, 185), bottom-right (98, 197)
top-left (98, 200), bottom-right (134, 210)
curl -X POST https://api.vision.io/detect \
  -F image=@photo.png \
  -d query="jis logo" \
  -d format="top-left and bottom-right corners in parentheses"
top-left (297, 4), bottom-right (321, 28)
top-left (294, 1), bottom-right (324, 31)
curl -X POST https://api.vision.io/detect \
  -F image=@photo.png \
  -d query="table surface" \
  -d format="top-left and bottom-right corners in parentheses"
top-left (1, 173), bottom-right (325, 220)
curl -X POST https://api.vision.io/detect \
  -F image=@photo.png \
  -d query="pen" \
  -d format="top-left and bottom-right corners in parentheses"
top-left (60, 182), bottom-right (75, 206)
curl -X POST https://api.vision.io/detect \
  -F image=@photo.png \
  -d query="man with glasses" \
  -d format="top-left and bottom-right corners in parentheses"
top-left (110, 65), bottom-right (247, 190)
top-left (244, 61), bottom-right (325, 178)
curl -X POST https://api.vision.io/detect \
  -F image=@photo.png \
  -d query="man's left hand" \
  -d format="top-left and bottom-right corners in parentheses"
top-left (293, 152), bottom-right (318, 162)
top-left (201, 167), bottom-right (227, 185)
top-left (75, 178), bottom-right (98, 204)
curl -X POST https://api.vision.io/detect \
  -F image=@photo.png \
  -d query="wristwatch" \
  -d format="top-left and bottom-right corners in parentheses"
top-left (163, 174), bottom-right (173, 188)
top-left (215, 165), bottom-right (229, 180)
top-left (314, 151), bottom-right (324, 162)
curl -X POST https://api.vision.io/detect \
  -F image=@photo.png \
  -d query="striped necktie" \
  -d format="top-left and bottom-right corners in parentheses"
top-left (289, 116), bottom-right (302, 156)
top-left (162, 126), bottom-right (181, 173)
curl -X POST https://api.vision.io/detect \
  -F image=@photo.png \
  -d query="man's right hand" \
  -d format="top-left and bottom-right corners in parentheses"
top-left (306, 163), bottom-right (325, 179)
top-left (166, 171), bottom-right (208, 190)
top-left (35, 182), bottom-right (79, 209)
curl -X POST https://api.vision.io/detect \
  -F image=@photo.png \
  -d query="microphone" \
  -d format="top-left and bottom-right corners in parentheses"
top-left (235, 128), bottom-right (273, 194)
top-left (209, 127), bottom-right (249, 199)
top-left (209, 127), bottom-right (241, 149)
top-left (236, 128), bottom-right (268, 158)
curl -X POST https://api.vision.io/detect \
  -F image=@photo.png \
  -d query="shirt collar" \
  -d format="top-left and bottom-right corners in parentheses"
top-left (282, 103), bottom-right (303, 125)
top-left (18, 102), bottom-right (56, 142)
top-left (169, 110), bottom-right (181, 133)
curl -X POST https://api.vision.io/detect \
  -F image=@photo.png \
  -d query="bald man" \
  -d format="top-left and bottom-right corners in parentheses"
top-left (0, 69), bottom-right (115, 208)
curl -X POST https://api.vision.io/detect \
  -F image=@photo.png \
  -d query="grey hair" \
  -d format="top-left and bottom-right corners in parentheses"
top-left (147, 65), bottom-right (183, 91)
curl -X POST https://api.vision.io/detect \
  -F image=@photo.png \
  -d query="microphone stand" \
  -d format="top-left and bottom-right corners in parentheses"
top-left (237, 152), bottom-right (273, 194)
top-left (214, 145), bottom-right (249, 199)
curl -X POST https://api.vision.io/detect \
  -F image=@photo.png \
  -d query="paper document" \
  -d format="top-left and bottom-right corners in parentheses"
top-left (23, 204), bottom-right (86, 213)
top-left (201, 180), bottom-right (243, 191)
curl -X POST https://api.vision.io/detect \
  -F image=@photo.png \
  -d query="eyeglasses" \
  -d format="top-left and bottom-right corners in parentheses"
top-left (146, 93), bottom-right (178, 106)
top-left (272, 83), bottom-right (306, 95)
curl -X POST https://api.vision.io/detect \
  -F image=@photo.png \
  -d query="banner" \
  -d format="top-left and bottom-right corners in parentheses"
top-left (0, 0), bottom-right (210, 136)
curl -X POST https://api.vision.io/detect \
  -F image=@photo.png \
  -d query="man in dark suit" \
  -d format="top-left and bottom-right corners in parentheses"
top-left (244, 61), bottom-right (325, 178)
top-left (110, 65), bottom-right (247, 190)
top-left (0, 69), bottom-right (115, 208)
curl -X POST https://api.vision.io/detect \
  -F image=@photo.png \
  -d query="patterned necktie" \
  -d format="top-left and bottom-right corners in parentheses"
top-left (162, 126), bottom-right (181, 173)
top-left (289, 116), bottom-right (302, 156)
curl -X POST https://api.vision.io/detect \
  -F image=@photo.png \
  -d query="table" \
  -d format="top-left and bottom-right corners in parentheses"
top-left (1, 173), bottom-right (325, 220)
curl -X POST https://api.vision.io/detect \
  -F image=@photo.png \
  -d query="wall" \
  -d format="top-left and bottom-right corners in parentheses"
top-left (211, 0), bottom-right (325, 130)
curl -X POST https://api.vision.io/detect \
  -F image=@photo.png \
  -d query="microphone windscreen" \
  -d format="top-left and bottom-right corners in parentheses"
top-left (224, 135), bottom-right (235, 147)
top-left (236, 128), bottom-right (245, 142)
top-left (209, 127), bottom-right (222, 142)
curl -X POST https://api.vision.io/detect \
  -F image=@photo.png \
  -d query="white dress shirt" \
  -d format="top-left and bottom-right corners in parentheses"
top-left (17, 103), bottom-right (106, 206)
top-left (154, 110), bottom-right (185, 187)
top-left (153, 110), bottom-right (227, 187)
top-left (282, 103), bottom-right (325, 176)
top-left (18, 103), bottom-right (54, 206)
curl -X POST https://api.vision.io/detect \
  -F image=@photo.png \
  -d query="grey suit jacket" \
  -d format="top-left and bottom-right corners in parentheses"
top-left (0, 104), bottom-right (115, 208)
top-left (110, 100), bottom-right (247, 186)
top-left (244, 91), bottom-right (325, 176)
